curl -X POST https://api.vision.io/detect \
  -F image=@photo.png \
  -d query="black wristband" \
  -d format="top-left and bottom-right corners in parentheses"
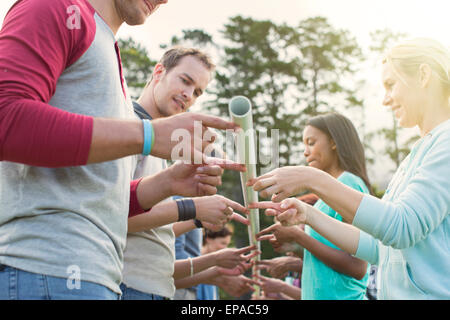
top-left (193, 219), bottom-right (203, 228)
top-left (175, 199), bottom-right (185, 221)
top-left (176, 199), bottom-right (196, 221)
top-left (184, 199), bottom-right (196, 219)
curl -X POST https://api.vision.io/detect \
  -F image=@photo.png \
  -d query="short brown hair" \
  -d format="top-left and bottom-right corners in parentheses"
top-left (146, 47), bottom-right (215, 87)
top-left (160, 46), bottom-right (216, 73)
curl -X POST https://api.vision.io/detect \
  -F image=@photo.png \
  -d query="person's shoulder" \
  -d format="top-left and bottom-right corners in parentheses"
top-left (4, 0), bottom-right (96, 41)
top-left (339, 171), bottom-right (368, 193)
top-left (8, 0), bottom-right (95, 18)
top-left (338, 171), bottom-right (360, 184)
top-left (424, 119), bottom-right (450, 157)
top-left (432, 119), bottom-right (450, 142)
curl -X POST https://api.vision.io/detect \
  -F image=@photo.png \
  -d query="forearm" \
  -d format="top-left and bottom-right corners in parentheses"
top-left (307, 169), bottom-right (363, 223)
top-left (306, 205), bottom-right (361, 256)
top-left (173, 253), bottom-right (217, 280)
top-left (0, 97), bottom-right (93, 167)
top-left (279, 282), bottom-right (301, 300)
top-left (136, 169), bottom-right (174, 210)
top-left (1, 105), bottom-right (160, 168)
top-left (293, 223), bottom-right (367, 279)
top-left (175, 266), bottom-right (218, 288)
top-left (285, 257), bottom-right (302, 273)
top-left (127, 201), bottom-right (178, 232)
top-left (173, 221), bottom-right (197, 238)
top-left (86, 117), bottom-right (143, 164)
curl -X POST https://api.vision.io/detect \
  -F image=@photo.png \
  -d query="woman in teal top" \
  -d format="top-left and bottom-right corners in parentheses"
top-left (256, 113), bottom-right (371, 300)
top-left (250, 38), bottom-right (450, 299)
top-left (303, 171), bottom-right (370, 300)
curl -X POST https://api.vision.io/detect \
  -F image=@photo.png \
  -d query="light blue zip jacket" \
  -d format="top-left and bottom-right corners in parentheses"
top-left (353, 119), bottom-right (450, 299)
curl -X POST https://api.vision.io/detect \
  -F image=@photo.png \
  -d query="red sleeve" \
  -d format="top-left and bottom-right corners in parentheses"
top-left (129, 178), bottom-right (148, 218)
top-left (0, 0), bottom-right (96, 167)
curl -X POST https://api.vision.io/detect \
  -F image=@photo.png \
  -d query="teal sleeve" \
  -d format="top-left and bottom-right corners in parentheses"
top-left (353, 133), bottom-right (450, 249)
top-left (339, 172), bottom-right (369, 194)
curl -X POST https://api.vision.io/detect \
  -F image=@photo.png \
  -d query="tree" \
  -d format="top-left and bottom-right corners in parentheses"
top-left (118, 37), bottom-right (156, 100)
top-left (292, 17), bottom-right (364, 116)
top-left (209, 16), bottom-right (305, 169)
top-left (161, 29), bottom-right (216, 49)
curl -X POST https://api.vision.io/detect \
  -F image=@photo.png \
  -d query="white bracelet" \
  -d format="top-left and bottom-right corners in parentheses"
top-left (188, 257), bottom-right (194, 277)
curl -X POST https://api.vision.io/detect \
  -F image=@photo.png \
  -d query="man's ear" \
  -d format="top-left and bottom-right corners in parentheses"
top-left (418, 63), bottom-right (432, 88)
top-left (152, 63), bottom-right (165, 82)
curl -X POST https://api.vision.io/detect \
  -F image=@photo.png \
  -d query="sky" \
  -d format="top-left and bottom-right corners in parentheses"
top-left (1, 0), bottom-right (449, 185)
top-left (1, 0), bottom-right (448, 56)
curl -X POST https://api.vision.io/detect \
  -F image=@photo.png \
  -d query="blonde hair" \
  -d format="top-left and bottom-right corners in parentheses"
top-left (382, 38), bottom-right (450, 95)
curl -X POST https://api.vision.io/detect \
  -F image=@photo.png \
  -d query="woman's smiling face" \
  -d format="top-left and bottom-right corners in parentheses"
top-left (381, 62), bottom-right (425, 129)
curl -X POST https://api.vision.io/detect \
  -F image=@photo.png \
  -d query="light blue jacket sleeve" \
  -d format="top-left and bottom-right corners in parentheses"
top-left (353, 131), bottom-right (450, 250)
top-left (355, 230), bottom-right (379, 265)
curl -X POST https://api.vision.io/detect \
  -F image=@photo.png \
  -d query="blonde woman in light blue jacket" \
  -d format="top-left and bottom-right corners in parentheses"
top-left (249, 38), bottom-right (450, 299)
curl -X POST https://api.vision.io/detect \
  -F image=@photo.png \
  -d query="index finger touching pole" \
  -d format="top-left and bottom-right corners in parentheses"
top-left (228, 95), bottom-right (261, 297)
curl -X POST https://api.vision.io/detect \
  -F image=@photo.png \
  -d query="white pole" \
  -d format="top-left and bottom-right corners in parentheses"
top-left (228, 96), bottom-right (261, 297)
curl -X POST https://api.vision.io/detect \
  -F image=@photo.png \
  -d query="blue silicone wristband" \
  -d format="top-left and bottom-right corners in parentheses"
top-left (142, 119), bottom-right (152, 156)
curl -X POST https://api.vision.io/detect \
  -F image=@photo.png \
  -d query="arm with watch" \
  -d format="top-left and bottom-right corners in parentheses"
top-left (127, 195), bottom-right (250, 233)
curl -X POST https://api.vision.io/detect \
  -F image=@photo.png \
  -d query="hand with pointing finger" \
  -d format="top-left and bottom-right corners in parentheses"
top-left (253, 274), bottom-right (301, 300)
top-left (255, 256), bottom-right (302, 279)
top-left (151, 112), bottom-right (241, 162)
top-left (217, 259), bottom-right (253, 277)
top-left (194, 195), bottom-right (250, 227)
top-left (256, 223), bottom-right (302, 244)
top-left (214, 245), bottom-right (260, 270)
top-left (168, 157), bottom-right (246, 197)
top-left (247, 166), bottom-right (321, 202)
top-left (249, 198), bottom-right (310, 227)
top-left (214, 273), bottom-right (258, 297)
top-left (253, 274), bottom-right (288, 295)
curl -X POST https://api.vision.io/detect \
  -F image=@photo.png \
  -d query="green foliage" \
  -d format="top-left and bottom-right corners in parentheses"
top-left (161, 29), bottom-right (215, 49)
top-left (371, 184), bottom-right (386, 199)
top-left (118, 37), bottom-right (156, 100)
top-left (294, 16), bottom-right (364, 115)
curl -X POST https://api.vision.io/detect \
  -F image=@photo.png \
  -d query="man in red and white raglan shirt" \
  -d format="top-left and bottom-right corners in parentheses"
top-left (0, 0), bottom-right (242, 299)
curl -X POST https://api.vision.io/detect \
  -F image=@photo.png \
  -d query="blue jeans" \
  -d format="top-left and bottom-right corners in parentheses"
top-left (0, 264), bottom-right (119, 300)
top-left (120, 283), bottom-right (169, 300)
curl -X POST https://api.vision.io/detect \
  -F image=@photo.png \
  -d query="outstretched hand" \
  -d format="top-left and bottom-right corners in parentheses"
top-left (195, 195), bottom-right (250, 227)
top-left (151, 112), bottom-right (240, 162)
top-left (214, 245), bottom-right (260, 270)
top-left (252, 274), bottom-right (287, 295)
top-left (215, 273), bottom-right (258, 297)
top-left (249, 198), bottom-right (309, 226)
top-left (256, 223), bottom-right (301, 244)
top-left (255, 257), bottom-right (291, 279)
top-left (246, 166), bottom-right (317, 202)
top-left (168, 157), bottom-right (245, 198)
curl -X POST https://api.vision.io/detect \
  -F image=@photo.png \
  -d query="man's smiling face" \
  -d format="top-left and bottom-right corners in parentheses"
top-left (153, 55), bottom-right (211, 117)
